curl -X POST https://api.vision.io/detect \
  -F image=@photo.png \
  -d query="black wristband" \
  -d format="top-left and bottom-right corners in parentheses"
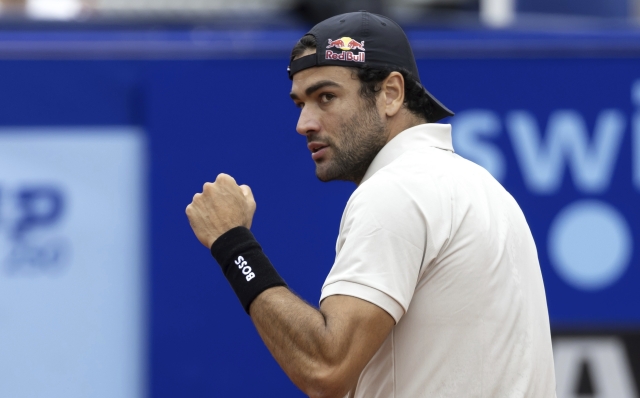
top-left (210, 226), bottom-right (287, 314)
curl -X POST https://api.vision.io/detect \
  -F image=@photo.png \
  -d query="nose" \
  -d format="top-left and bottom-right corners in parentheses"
top-left (296, 106), bottom-right (321, 136)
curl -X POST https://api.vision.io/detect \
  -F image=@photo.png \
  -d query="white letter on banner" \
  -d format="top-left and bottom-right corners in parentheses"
top-left (632, 80), bottom-right (640, 191)
top-left (506, 110), bottom-right (625, 195)
top-left (553, 337), bottom-right (638, 398)
top-left (451, 110), bottom-right (505, 181)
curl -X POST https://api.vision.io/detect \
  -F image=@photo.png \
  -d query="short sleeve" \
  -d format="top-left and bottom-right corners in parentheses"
top-left (320, 174), bottom-right (432, 323)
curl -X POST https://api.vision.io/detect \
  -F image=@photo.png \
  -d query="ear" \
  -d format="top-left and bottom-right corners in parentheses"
top-left (380, 72), bottom-right (405, 118)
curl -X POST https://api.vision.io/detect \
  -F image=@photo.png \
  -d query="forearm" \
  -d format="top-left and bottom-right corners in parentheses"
top-left (207, 225), bottom-right (351, 393)
top-left (186, 178), bottom-right (393, 396)
top-left (205, 227), bottom-right (390, 396)
top-left (250, 287), bottom-right (354, 397)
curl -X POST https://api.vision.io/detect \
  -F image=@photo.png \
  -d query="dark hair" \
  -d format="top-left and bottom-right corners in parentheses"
top-left (290, 34), bottom-right (434, 123)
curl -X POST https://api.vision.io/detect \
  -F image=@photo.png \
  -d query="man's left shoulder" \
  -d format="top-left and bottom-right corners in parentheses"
top-left (350, 158), bottom-right (450, 226)
top-left (361, 150), bottom-right (453, 197)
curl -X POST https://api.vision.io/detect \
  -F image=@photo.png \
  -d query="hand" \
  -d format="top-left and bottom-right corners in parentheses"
top-left (186, 173), bottom-right (256, 248)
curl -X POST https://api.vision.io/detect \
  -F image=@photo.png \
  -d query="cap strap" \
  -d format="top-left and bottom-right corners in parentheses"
top-left (288, 54), bottom-right (317, 80)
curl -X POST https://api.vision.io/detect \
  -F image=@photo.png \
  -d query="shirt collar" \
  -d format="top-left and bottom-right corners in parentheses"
top-left (360, 123), bottom-right (454, 184)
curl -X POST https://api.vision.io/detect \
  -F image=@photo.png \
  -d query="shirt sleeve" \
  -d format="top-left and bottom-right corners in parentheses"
top-left (320, 174), bottom-right (434, 323)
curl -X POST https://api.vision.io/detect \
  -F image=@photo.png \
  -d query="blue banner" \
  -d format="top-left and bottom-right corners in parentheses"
top-left (441, 58), bottom-right (640, 327)
top-left (0, 29), bottom-right (639, 396)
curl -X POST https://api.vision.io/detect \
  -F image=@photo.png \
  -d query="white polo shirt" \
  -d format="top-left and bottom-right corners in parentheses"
top-left (320, 123), bottom-right (556, 397)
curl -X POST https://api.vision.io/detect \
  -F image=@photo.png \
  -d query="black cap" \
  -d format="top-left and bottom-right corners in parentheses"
top-left (288, 11), bottom-right (454, 122)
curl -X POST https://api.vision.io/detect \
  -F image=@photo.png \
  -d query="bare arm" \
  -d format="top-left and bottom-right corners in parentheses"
top-left (250, 287), bottom-right (394, 398)
top-left (186, 174), bottom-right (395, 397)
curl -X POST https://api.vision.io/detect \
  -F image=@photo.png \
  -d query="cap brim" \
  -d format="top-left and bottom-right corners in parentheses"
top-left (420, 84), bottom-right (454, 123)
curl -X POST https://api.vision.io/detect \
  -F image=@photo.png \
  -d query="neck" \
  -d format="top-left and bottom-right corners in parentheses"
top-left (384, 111), bottom-right (426, 145)
top-left (352, 113), bottom-right (426, 187)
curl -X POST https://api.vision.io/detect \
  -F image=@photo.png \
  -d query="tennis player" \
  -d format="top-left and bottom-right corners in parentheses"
top-left (186, 11), bottom-right (556, 397)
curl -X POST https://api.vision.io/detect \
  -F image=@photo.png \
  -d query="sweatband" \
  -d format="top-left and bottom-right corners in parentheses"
top-left (210, 226), bottom-right (287, 314)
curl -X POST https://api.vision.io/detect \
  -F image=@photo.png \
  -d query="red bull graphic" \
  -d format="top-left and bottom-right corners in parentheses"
top-left (325, 36), bottom-right (366, 63)
top-left (326, 38), bottom-right (346, 49)
top-left (347, 39), bottom-right (365, 51)
top-left (325, 50), bottom-right (365, 62)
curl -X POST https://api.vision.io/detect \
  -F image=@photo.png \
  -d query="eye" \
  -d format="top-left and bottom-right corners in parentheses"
top-left (319, 93), bottom-right (335, 103)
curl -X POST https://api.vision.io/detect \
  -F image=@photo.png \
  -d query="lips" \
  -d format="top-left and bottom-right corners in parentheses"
top-left (307, 142), bottom-right (329, 161)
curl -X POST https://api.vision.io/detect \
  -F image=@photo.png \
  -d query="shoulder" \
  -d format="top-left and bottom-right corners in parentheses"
top-left (342, 152), bottom-right (453, 245)
top-left (350, 148), bottom-right (454, 212)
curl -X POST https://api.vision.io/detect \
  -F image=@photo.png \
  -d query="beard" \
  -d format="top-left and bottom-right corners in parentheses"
top-left (311, 102), bottom-right (388, 184)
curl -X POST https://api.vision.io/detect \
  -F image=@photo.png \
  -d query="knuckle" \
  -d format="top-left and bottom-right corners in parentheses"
top-left (217, 173), bottom-right (236, 184)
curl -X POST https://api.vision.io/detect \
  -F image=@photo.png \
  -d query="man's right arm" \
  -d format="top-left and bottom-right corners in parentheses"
top-left (249, 286), bottom-right (395, 398)
top-left (184, 174), bottom-right (397, 396)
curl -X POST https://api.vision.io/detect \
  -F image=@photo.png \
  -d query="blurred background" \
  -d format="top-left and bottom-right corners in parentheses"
top-left (0, 0), bottom-right (638, 397)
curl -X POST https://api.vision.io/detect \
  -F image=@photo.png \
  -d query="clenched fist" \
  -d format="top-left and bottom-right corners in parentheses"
top-left (186, 173), bottom-right (256, 248)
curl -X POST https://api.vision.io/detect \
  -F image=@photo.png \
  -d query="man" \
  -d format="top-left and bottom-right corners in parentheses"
top-left (186, 11), bottom-right (556, 397)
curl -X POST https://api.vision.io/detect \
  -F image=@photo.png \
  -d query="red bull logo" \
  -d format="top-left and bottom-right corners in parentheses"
top-left (325, 50), bottom-right (365, 62)
top-left (325, 36), bottom-right (366, 63)
top-left (347, 39), bottom-right (365, 51)
top-left (326, 38), bottom-right (346, 49)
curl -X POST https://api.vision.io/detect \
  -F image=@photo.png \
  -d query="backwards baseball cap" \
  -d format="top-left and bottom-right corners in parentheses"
top-left (288, 11), bottom-right (454, 122)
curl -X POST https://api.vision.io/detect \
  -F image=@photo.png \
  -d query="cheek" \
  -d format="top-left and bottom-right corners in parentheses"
top-left (323, 113), bottom-right (351, 145)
